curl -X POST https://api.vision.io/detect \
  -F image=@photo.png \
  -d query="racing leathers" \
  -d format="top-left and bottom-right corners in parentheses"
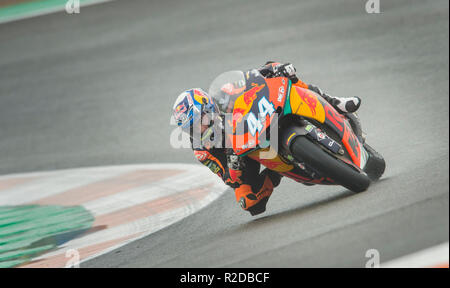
top-left (193, 148), bottom-right (281, 216)
top-left (192, 62), bottom-right (361, 216)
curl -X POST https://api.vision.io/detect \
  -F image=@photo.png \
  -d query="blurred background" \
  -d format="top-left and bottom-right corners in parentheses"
top-left (0, 0), bottom-right (448, 267)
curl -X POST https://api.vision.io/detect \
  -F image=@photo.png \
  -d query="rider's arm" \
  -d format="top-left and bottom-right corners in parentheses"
top-left (258, 61), bottom-right (308, 88)
top-left (260, 61), bottom-right (336, 98)
top-left (193, 149), bottom-right (226, 180)
top-left (193, 148), bottom-right (247, 188)
top-left (258, 61), bottom-right (282, 77)
top-left (306, 83), bottom-right (340, 105)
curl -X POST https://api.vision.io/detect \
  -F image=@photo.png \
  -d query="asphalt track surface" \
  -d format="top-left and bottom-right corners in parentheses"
top-left (0, 0), bottom-right (448, 267)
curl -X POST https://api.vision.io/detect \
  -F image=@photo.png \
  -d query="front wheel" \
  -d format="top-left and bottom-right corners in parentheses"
top-left (290, 136), bottom-right (371, 192)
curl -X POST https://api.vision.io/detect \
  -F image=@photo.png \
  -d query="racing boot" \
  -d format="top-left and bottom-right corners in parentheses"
top-left (308, 84), bottom-right (361, 114)
top-left (234, 170), bottom-right (281, 216)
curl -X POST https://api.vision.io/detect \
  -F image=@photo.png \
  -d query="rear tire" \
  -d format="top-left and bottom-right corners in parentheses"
top-left (290, 136), bottom-right (371, 192)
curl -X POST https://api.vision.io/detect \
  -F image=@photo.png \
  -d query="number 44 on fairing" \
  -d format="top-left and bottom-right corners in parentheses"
top-left (247, 97), bottom-right (275, 136)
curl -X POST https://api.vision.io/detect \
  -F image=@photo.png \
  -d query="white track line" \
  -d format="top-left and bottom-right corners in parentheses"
top-left (0, 168), bottom-right (128, 205)
top-left (83, 170), bottom-right (216, 216)
top-left (33, 186), bottom-right (225, 262)
top-left (0, 164), bottom-right (229, 267)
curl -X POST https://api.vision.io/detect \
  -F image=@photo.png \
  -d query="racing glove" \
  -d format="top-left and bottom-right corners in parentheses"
top-left (260, 61), bottom-right (300, 83)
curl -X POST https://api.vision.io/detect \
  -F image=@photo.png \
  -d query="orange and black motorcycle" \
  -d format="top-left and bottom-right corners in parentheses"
top-left (209, 70), bottom-right (385, 192)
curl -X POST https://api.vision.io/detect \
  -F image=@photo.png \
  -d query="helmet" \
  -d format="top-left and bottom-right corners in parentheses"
top-left (172, 88), bottom-right (217, 145)
top-left (173, 88), bottom-right (215, 129)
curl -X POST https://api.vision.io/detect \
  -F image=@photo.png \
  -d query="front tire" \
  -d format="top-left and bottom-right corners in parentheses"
top-left (290, 136), bottom-right (371, 192)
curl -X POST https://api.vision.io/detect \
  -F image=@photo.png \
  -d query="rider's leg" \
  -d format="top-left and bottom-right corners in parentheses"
top-left (306, 84), bottom-right (361, 114)
top-left (234, 170), bottom-right (281, 216)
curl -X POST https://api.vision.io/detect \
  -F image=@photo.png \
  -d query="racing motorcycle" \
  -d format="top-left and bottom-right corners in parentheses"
top-left (208, 70), bottom-right (385, 192)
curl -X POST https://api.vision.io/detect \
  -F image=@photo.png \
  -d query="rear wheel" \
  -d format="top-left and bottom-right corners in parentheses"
top-left (290, 136), bottom-right (371, 192)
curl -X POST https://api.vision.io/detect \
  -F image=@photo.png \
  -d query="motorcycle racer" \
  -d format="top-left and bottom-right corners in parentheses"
top-left (172, 62), bottom-right (361, 216)
top-left (173, 87), bottom-right (281, 216)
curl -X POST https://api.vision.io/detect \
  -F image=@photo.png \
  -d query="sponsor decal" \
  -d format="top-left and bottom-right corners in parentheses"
top-left (305, 125), bottom-right (314, 132)
top-left (231, 83), bottom-right (266, 127)
top-left (325, 105), bottom-right (344, 132)
top-left (240, 139), bottom-right (256, 150)
top-left (229, 108), bottom-right (247, 133)
top-left (346, 129), bottom-right (360, 159)
top-left (243, 83), bottom-right (265, 106)
top-left (175, 103), bottom-right (187, 115)
top-left (174, 102), bottom-right (188, 124)
top-left (316, 130), bottom-right (326, 141)
top-left (193, 89), bottom-right (208, 104)
top-left (299, 91), bottom-right (318, 116)
top-left (233, 108), bottom-right (246, 119)
top-left (194, 151), bottom-right (208, 162)
top-left (278, 86), bottom-right (285, 102)
top-left (205, 161), bottom-right (221, 174)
